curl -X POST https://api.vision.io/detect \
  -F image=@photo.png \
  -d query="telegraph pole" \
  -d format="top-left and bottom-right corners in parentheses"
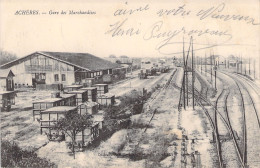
top-left (237, 60), bottom-right (239, 73)
top-left (205, 54), bottom-right (207, 76)
top-left (254, 59), bottom-right (256, 79)
top-left (200, 57), bottom-right (202, 74)
top-left (214, 56), bottom-right (217, 90)
top-left (186, 69), bottom-right (189, 106)
top-left (183, 38), bottom-right (186, 110)
top-left (241, 55), bottom-right (243, 74)
top-left (211, 53), bottom-right (213, 83)
top-left (192, 37), bottom-right (195, 110)
top-left (249, 57), bottom-right (251, 75)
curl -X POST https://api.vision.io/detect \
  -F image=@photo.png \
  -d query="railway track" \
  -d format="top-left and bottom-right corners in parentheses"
top-left (234, 73), bottom-right (260, 95)
top-left (170, 67), bottom-right (244, 167)
top-left (219, 71), bottom-right (260, 167)
top-left (220, 71), bottom-right (260, 128)
top-left (194, 69), bottom-right (256, 167)
top-left (193, 85), bottom-right (246, 167)
top-left (216, 88), bottom-right (246, 168)
top-left (143, 69), bottom-right (177, 132)
top-left (135, 68), bottom-right (177, 146)
top-left (193, 69), bottom-right (260, 167)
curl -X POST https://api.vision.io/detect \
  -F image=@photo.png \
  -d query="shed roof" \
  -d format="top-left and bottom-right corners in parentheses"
top-left (41, 52), bottom-right (120, 71)
top-left (0, 51), bottom-right (121, 72)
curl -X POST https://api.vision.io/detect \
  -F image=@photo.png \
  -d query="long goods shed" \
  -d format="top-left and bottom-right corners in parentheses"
top-left (0, 51), bottom-right (123, 88)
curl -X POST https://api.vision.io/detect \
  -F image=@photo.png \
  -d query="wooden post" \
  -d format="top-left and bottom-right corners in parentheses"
top-left (183, 38), bottom-right (186, 110)
top-left (237, 60), bottom-right (239, 73)
top-left (249, 57), bottom-right (251, 75)
top-left (200, 57), bottom-right (202, 74)
top-left (186, 69), bottom-right (189, 106)
top-left (254, 59), bottom-right (256, 79)
top-left (241, 55), bottom-right (243, 74)
top-left (211, 54), bottom-right (213, 83)
top-left (192, 37), bottom-right (195, 110)
top-left (214, 59), bottom-right (217, 90)
top-left (205, 54), bottom-right (207, 76)
top-left (215, 70), bottom-right (217, 90)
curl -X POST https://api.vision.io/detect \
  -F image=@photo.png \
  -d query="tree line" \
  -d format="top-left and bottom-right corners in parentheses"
top-left (0, 50), bottom-right (18, 65)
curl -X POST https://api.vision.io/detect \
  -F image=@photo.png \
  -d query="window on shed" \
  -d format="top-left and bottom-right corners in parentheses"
top-left (62, 74), bottom-right (66, 81)
top-left (54, 74), bottom-right (59, 81)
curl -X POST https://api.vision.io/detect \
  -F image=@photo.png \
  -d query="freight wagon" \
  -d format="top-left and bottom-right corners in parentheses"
top-left (40, 106), bottom-right (78, 135)
top-left (80, 87), bottom-right (97, 102)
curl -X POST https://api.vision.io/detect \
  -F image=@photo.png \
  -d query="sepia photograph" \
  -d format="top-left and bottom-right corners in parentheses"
top-left (0, 0), bottom-right (259, 167)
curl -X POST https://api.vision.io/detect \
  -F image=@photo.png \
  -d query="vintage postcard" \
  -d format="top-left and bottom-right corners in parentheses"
top-left (0, 0), bottom-right (259, 167)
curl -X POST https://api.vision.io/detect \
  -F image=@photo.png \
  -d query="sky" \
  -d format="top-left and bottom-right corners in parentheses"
top-left (0, 0), bottom-right (259, 59)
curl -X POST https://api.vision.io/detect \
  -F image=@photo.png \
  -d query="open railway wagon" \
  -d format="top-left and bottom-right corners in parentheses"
top-left (0, 69), bottom-right (16, 112)
top-left (74, 122), bottom-right (100, 148)
top-left (40, 106), bottom-right (77, 135)
top-left (40, 106), bottom-right (78, 140)
top-left (32, 92), bottom-right (77, 120)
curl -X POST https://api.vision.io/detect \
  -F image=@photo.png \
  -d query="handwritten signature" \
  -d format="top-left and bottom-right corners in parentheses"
top-left (143, 21), bottom-right (233, 55)
top-left (106, 2), bottom-right (259, 55)
top-left (106, 18), bottom-right (233, 55)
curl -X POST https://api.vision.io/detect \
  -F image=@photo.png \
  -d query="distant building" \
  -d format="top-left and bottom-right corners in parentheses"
top-left (119, 55), bottom-right (131, 64)
top-left (207, 55), bottom-right (226, 65)
top-left (0, 51), bottom-right (122, 87)
top-left (227, 55), bottom-right (240, 67)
